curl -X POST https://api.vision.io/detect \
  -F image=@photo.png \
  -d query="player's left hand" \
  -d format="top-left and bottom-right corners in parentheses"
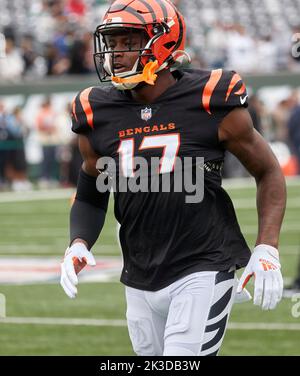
top-left (237, 244), bottom-right (283, 310)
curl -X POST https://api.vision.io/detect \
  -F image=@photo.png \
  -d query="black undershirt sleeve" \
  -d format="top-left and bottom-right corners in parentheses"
top-left (70, 169), bottom-right (110, 249)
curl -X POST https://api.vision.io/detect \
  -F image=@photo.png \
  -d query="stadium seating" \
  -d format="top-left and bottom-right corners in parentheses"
top-left (0, 0), bottom-right (105, 37)
top-left (180, 0), bottom-right (300, 38)
top-left (1, 0), bottom-right (299, 40)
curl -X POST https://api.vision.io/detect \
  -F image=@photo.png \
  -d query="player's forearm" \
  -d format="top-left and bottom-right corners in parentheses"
top-left (69, 169), bottom-right (110, 250)
top-left (255, 168), bottom-right (286, 249)
top-left (70, 199), bottom-right (106, 250)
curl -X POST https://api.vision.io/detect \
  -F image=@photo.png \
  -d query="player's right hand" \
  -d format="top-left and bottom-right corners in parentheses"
top-left (60, 243), bottom-right (96, 299)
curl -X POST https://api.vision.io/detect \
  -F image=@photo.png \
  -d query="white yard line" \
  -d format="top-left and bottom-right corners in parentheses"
top-left (223, 177), bottom-right (300, 189)
top-left (1, 193), bottom-right (300, 208)
top-left (0, 189), bottom-right (75, 203)
top-left (232, 198), bottom-right (300, 209)
top-left (228, 322), bottom-right (300, 331)
top-left (0, 176), bottom-right (299, 204)
top-left (0, 317), bottom-right (299, 330)
top-left (240, 223), bottom-right (300, 234)
top-left (0, 317), bottom-right (126, 327)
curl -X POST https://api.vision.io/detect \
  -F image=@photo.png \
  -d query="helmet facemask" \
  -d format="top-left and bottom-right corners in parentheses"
top-left (94, 21), bottom-right (178, 90)
top-left (94, 25), bottom-right (159, 90)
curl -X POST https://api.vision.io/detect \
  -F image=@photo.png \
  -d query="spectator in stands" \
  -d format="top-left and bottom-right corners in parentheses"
top-left (0, 36), bottom-right (24, 81)
top-left (205, 21), bottom-right (228, 69)
top-left (49, 0), bottom-right (66, 19)
top-left (225, 24), bottom-right (256, 74)
top-left (20, 35), bottom-right (37, 75)
top-left (272, 26), bottom-right (292, 72)
top-left (35, 0), bottom-right (57, 44)
top-left (256, 35), bottom-right (278, 74)
top-left (0, 102), bottom-right (9, 189)
top-left (44, 42), bottom-right (70, 76)
top-left (273, 92), bottom-right (298, 143)
top-left (5, 107), bottom-right (32, 191)
top-left (53, 24), bottom-right (72, 59)
top-left (65, 0), bottom-right (87, 18)
top-left (55, 103), bottom-right (75, 186)
top-left (36, 97), bottom-right (59, 186)
top-left (20, 34), bottom-right (47, 78)
top-left (82, 31), bottom-right (95, 72)
top-left (68, 32), bottom-right (93, 74)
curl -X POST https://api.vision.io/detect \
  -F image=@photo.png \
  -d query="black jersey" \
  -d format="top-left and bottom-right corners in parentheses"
top-left (71, 68), bottom-right (251, 291)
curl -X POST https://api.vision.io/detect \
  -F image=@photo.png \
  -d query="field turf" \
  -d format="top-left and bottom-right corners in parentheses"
top-left (0, 178), bottom-right (299, 355)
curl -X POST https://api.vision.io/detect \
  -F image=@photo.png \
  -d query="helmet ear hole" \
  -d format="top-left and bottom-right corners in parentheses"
top-left (164, 41), bottom-right (176, 49)
top-left (153, 24), bottom-right (165, 35)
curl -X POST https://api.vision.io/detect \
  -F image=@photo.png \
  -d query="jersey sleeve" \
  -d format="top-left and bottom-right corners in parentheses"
top-left (202, 69), bottom-right (248, 115)
top-left (71, 87), bottom-right (95, 135)
top-left (218, 70), bottom-right (248, 109)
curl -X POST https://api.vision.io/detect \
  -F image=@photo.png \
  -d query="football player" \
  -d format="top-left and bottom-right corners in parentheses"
top-left (60, 0), bottom-right (286, 356)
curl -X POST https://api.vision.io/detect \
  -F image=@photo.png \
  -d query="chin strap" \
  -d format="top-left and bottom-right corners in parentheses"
top-left (111, 60), bottom-right (159, 86)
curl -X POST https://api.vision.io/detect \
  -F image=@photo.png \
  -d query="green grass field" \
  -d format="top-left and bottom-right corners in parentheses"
top-left (0, 178), bottom-right (300, 355)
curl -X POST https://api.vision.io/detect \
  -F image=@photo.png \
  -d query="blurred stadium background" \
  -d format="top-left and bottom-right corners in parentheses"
top-left (0, 0), bottom-right (300, 355)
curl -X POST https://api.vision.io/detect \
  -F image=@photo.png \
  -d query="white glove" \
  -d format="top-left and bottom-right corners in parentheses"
top-left (60, 243), bottom-right (96, 299)
top-left (234, 280), bottom-right (252, 304)
top-left (237, 244), bottom-right (283, 310)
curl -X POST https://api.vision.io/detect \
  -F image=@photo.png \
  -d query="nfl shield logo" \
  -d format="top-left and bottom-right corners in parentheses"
top-left (141, 107), bottom-right (152, 121)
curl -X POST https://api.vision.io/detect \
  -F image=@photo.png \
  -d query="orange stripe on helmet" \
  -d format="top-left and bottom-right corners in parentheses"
top-left (122, 6), bottom-right (147, 24)
top-left (202, 69), bottom-right (223, 115)
top-left (109, 1), bottom-right (131, 13)
top-left (79, 88), bottom-right (94, 129)
top-left (225, 73), bottom-right (242, 102)
top-left (136, 0), bottom-right (156, 23)
top-left (154, 0), bottom-right (169, 20)
top-left (106, 1), bottom-right (147, 24)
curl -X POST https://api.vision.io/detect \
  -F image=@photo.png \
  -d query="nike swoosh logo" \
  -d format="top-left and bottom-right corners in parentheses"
top-left (240, 95), bottom-right (248, 105)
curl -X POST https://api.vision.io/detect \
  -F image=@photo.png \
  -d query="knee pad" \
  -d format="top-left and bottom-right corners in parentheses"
top-left (127, 317), bottom-right (158, 356)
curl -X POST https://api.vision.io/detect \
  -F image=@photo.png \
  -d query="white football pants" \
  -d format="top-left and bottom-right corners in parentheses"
top-left (125, 271), bottom-right (237, 356)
